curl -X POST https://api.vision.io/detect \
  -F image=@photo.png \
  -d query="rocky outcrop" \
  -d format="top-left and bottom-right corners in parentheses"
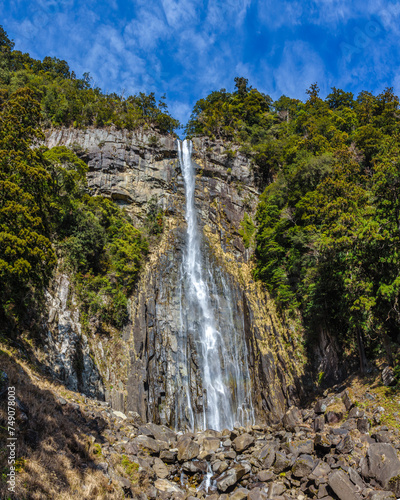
top-left (52, 383), bottom-right (400, 499)
top-left (42, 127), bottom-right (306, 427)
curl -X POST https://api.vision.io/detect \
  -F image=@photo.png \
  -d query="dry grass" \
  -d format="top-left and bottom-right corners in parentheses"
top-left (0, 344), bottom-right (124, 500)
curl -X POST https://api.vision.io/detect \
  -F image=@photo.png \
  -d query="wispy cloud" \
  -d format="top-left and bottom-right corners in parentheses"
top-left (2, 0), bottom-right (400, 125)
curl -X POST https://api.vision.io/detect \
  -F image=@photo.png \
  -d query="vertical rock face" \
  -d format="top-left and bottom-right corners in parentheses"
top-left (41, 127), bottom-right (306, 426)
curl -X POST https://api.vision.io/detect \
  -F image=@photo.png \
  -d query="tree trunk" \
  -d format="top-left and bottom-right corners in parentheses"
top-left (356, 327), bottom-right (368, 374)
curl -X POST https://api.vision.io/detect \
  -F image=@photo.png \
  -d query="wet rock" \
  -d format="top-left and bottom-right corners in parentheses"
top-left (328, 470), bottom-right (360, 500)
top-left (177, 435), bottom-right (200, 461)
top-left (213, 460), bottom-right (229, 474)
top-left (216, 464), bottom-right (246, 492)
top-left (360, 443), bottom-right (400, 489)
top-left (292, 454), bottom-right (315, 478)
top-left (232, 433), bottom-right (254, 452)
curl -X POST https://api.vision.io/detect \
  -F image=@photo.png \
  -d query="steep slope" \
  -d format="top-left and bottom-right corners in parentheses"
top-left (39, 127), bottom-right (307, 427)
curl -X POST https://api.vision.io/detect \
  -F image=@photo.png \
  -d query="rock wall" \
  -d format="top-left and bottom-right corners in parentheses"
top-left (41, 127), bottom-right (307, 427)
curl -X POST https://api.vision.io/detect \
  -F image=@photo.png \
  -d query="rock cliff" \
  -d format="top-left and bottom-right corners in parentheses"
top-left (41, 127), bottom-right (307, 427)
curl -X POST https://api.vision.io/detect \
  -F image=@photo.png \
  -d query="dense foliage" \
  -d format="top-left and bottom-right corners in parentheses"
top-left (0, 27), bottom-right (179, 133)
top-left (188, 78), bottom-right (400, 373)
top-left (0, 87), bottom-right (147, 332)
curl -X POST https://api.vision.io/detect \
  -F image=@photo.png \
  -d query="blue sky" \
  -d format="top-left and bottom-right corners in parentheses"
top-left (2, 0), bottom-right (400, 126)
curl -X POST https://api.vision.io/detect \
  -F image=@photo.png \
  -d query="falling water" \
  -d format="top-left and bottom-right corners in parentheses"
top-left (177, 139), bottom-right (254, 431)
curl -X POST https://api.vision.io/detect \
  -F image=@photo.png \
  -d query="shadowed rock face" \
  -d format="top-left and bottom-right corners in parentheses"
top-left (42, 127), bottom-right (306, 426)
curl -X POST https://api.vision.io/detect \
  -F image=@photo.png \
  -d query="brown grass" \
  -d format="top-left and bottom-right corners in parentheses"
top-left (0, 344), bottom-right (124, 500)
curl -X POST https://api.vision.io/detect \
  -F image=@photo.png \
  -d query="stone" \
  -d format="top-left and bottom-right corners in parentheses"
top-left (315, 399), bottom-right (327, 414)
top-left (177, 435), bottom-right (200, 462)
top-left (309, 461), bottom-right (331, 480)
top-left (328, 470), bottom-right (360, 500)
top-left (213, 460), bottom-right (229, 474)
top-left (382, 366), bottom-right (396, 386)
top-left (257, 470), bottom-right (274, 482)
top-left (314, 415), bottom-right (325, 432)
top-left (357, 417), bottom-right (370, 434)
top-left (348, 407), bottom-right (365, 419)
top-left (369, 492), bottom-right (396, 500)
top-left (342, 390), bottom-right (354, 411)
top-left (374, 431), bottom-right (392, 444)
top-left (159, 450), bottom-right (177, 463)
top-left (314, 433), bottom-right (332, 451)
top-left (283, 407), bottom-right (302, 431)
top-left (292, 454), bottom-right (315, 478)
top-left (132, 435), bottom-right (160, 454)
top-left (269, 482), bottom-right (286, 496)
top-left (258, 443), bottom-right (276, 468)
top-left (216, 464), bottom-right (246, 492)
top-left (325, 411), bottom-right (343, 424)
top-left (182, 460), bottom-right (207, 473)
top-left (337, 435), bottom-right (354, 454)
top-left (144, 423), bottom-right (177, 445)
top-left (273, 451), bottom-right (292, 473)
top-left (248, 488), bottom-right (269, 500)
top-left (112, 410), bottom-right (127, 420)
top-left (289, 439), bottom-right (314, 458)
top-left (154, 478), bottom-right (182, 494)
top-left (229, 488), bottom-right (249, 500)
top-left (360, 443), bottom-right (400, 489)
top-left (202, 436), bottom-right (220, 453)
top-left (153, 457), bottom-right (169, 479)
top-left (232, 433), bottom-right (254, 452)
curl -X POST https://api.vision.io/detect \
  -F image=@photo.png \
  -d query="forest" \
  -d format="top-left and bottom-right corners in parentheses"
top-left (186, 76), bottom-right (400, 376)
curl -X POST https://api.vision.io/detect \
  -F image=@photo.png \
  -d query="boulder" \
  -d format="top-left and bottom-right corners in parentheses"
top-left (337, 435), bottom-right (354, 454)
top-left (314, 415), bottom-right (325, 432)
top-left (154, 478), bottom-right (182, 494)
top-left (177, 435), bottom-right (200, 462)
top-left (153, 457), bottom-right (169, 479)
top-left (382, 366), bottom-right (396, 387)
top-left (229, 488), bottom-right (249, 500)
top-left (216, 464), bottom-right (246, 492)
top-left (342, 390), bottom-right (354, 411)
top-left (132, 435), bottom-right (161, 455)
top-left (282, 407), bottom-right (301, 431)
top-left (232, 433), bottom-right (254, 452)
top-left (257, 443), bottom-right (276, 468)
top-left (360, 443), bottom-right (400, 490)
top-left (202, 436), bottom-right (220, 453)
top-left (257, 470), bottom-right (274, 482)
top-left (292, 454), bottom-right (315, 478)
top-left (357, 417), bottom-right (370, 434)
top-left (288, 439), bottom-right (314, 458)
top-left (315, 399), bottom-right (327, 414)
top-left (328, 470), bottom-right (360, 500)
top-left (273, 451), bottom-right (292, 473)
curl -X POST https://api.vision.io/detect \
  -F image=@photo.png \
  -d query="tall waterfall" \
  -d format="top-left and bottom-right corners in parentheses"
top-left (177, 139), bottom-right (254, 431)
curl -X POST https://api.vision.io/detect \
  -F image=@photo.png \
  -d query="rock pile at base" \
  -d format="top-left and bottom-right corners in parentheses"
top-left (63, 388), bottom-right (400, 499)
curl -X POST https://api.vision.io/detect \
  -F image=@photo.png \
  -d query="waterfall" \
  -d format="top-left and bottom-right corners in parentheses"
top-left (177, 139), bottom-right (254, 431)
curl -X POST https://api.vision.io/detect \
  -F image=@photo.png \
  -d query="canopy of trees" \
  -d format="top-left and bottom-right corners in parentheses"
top-left (0, 27), bottom-right (179, 133)
top-left (188, 78), bottom-right (400, 373)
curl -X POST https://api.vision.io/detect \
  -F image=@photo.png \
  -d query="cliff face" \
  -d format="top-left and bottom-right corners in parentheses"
top-left (41, 127), bottom-right (307, 426)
